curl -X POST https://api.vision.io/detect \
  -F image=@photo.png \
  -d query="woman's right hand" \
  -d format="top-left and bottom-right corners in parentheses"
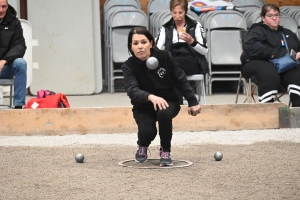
top-left (148, 94), bottom-right (169, 111)
top-left (179, 32), bottom-right (194, 45)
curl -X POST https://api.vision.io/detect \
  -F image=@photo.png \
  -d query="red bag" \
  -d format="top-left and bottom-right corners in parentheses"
top-left (24, 93), bottom-right (70, 109)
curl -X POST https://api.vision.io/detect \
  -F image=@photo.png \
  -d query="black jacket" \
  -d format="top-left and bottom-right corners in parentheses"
top-left (241, 22), bottom-right (300, 63)
top-left (0, 4), bottom-right (26, 64)
top-left (121, 48), bottom-right (198, 108)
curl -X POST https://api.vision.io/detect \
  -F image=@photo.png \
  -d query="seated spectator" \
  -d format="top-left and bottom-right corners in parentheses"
top-left (241, 4), bottom-right (300, 107)
top-left (0, 0), bottom-right (27, 109)
top-left (155, 0), bottom-right (208, 76)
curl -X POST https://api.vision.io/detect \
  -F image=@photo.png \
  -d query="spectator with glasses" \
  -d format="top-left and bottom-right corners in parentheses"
top-left (240, 4), bottom-right (300, 107)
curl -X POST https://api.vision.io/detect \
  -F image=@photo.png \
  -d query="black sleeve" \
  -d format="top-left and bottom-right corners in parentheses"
top-left (3, 20), bottom-right (26, 63)
top-left (121, 63), bottom-right (151, 103)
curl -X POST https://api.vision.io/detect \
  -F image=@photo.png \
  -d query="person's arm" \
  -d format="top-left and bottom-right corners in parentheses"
top-left (155, 27), bottom-right (166, 49)
top-left (2, 20), bottom-right (26, 64)
top-left (122, 62), bottom-right (169, 110)
top-left (121, 63), bottom-right (151, 103)
top-left (191, 22), bottom-right (208, 55)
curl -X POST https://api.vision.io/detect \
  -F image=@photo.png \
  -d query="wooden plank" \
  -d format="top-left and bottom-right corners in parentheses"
top-left (0, 103), bottom-right (286, 136)
top-left (174, 103), bottom-right (286, 132)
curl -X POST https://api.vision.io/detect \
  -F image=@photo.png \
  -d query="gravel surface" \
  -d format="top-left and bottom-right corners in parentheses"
top-left (0, 128), bottom-right (299, 147)
top-left (1, 128), bottom-right (300, 200)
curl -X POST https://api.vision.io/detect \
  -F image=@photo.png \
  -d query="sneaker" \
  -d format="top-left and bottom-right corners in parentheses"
top-left (160, 149), bottom-right (173, 167)
top-left (135, 146), bottom-right (148, 163)
top-left (14, 106), bottom-right (23, 109)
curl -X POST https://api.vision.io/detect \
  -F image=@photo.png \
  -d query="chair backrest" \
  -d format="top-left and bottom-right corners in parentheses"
top-left (20, 19), bottom-right (35, 88)
top-left (104, 4), bottom-right (139, 43)
top-left (230, 0), bottom-right (265, 8)
top-left (240, 29), bottom-right (248, 52)
top-left (147, 0), bottom-right (170, 16)
top-left (109, 10), bottom-right (148, 29)
top-left (280, 15), bottom-right (298, 36)
top-left (187, 10), bottom-right (200, 21)
top-left (108, 10), bottom-right (148, 63)
top-left (210, 30), bottom-right (243, 65)
top-left (150, 10), bottom-right (169, 36)
top-left (205, 10), bottom-right (247, 65)
top-left (104, 0), bottom-right (141, 11)
top-left (205, 10), bottom-right (247, 30)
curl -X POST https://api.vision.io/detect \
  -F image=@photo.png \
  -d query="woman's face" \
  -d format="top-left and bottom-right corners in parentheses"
top-left (131, 34), bottom-right (153, 61)
top-left (262, 9), bottom-right (280, 30)
top-left (171, 5), bottom-right (186, 24)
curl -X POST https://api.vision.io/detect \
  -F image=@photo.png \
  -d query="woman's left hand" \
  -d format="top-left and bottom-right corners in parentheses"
top-left (296, 52), bottom-right (300, 60)
top-left (188, 104), bottom-right (201, 116)
top-left (179, 32), bottom-right (194, 44)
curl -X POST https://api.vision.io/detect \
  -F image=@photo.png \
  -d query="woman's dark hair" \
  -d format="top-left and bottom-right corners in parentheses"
top-left (261, 4), bottom-right (280, 18)
top-left (170, 0), bottom-right (188, 14)
top-left (127, 27), bottom-right (155, 56)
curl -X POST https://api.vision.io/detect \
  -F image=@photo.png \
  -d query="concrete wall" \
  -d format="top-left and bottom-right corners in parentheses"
top-left (27, 0), bottom-right (102, 95)
top-left (8, 0), bottom-right (19, 17)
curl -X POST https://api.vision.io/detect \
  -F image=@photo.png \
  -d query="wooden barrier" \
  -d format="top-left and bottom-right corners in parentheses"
top-left (279, 107), bottom-right (300, 128)
top-left (0, 103), bottom-right (287, 136)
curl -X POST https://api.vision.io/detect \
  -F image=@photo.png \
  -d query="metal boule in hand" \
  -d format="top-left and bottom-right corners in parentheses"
top-left (146, 57), bottom-right (159, 70)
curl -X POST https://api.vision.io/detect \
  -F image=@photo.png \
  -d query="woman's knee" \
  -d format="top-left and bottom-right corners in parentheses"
top-left (157, 109), bottom-right (173, 122)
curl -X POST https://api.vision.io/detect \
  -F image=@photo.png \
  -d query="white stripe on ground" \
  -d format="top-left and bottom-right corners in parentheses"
top-left (0, 129), bottom-right (299, 147)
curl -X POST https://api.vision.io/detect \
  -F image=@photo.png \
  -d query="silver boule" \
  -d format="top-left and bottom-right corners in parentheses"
top-left (146, 57), bottom-right (159, 70)
top-left (214, 152), bottom-right (223, 161)
top-left (75, 153), bottom-right (85, 163)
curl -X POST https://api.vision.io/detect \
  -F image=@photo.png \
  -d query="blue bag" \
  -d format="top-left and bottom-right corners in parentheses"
top-left (269, 32), bottom-right (297, 73)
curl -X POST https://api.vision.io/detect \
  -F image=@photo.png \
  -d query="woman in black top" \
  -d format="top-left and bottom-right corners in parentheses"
top-left (241, 4), bottom-right (300, 106)
top-left (121, 27), bottom-right (201, 166)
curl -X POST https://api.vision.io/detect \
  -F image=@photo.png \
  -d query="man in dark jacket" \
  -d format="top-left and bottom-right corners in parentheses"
top-left (0, 0), bottom-right (27, 109)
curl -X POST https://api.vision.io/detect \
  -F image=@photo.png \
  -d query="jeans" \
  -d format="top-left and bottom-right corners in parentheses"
top-left (0, 58), bottom-right (27, 106)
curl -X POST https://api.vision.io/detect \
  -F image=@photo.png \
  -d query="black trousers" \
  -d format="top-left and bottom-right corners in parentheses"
top-left (132, 101), bottom-right (181, 152)
top-left (241, 60), bottom-right (300, 107)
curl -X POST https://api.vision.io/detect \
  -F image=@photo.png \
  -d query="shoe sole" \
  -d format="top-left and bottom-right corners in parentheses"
top-left (135, 159), bottom-right (147, 163)
top-left (160, 162), bottom-right (173, 167)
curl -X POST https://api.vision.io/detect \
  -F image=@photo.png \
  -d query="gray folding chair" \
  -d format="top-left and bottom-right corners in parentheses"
top-left (230, 0), bottom-right (265, 8)
top-left (107, 10), bottom-right (148, 93)
top-left (104, 0), bottom-right (141, 11)
top-left (0, 79), bottom-right (14, 108)
top-left (187, 74), bottom-right (206, 104)
top-left (204, 10), bottom-right (247, 95)
top-left (103, 4), bottom-right (140, 85)
top-left (147, 0), bottom-right (171, 28)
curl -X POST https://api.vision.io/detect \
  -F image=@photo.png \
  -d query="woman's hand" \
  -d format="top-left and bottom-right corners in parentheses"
top-left (188, 104), bottom-right (201, 116)
top-left (179, 32), bottom-right (194, 45)
top-left (296, 52), bottom-right (300, 60)
top-left (148, 94), bottom-right (169, 110)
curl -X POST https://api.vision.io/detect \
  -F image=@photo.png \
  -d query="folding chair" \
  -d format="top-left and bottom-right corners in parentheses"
top-left (230, 0), bottom-right (265, 8)
top-left (107, 10), bottom-right (148, 93)
top-left (187, 74), bottom-right (206, 104)
top-left (147, 0), bottom-right (170, 18)
top-left (204, 10), bottom-right (247, 95)
top-left (0, 79), bottom-right (14, 108)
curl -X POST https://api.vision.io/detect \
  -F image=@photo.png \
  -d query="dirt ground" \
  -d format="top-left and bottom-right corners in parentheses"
top-left (1, 142), bottom-right (299, 200)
